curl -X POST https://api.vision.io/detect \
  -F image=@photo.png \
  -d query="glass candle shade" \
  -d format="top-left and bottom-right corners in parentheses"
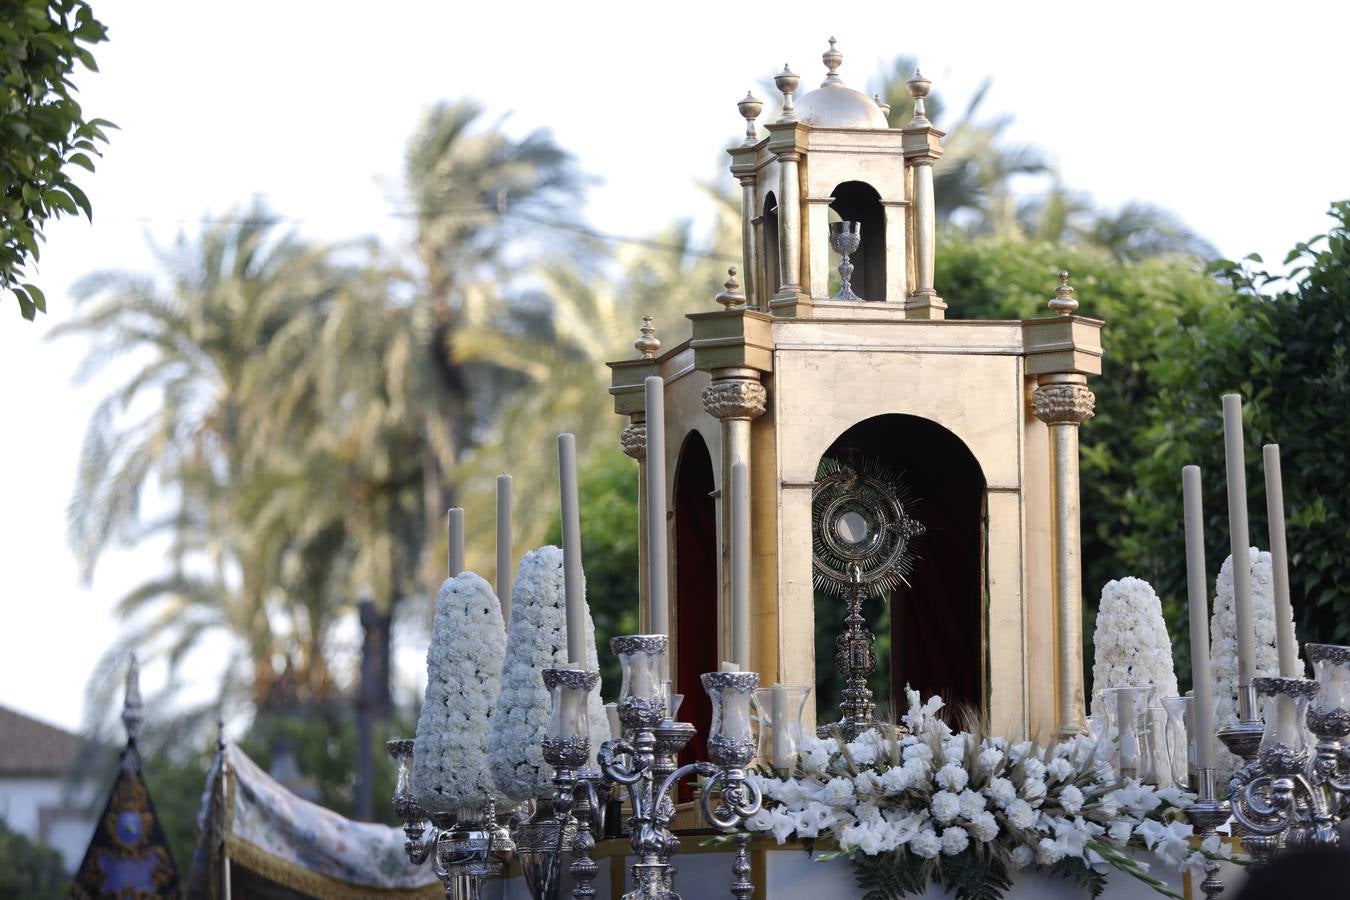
top-left (1254, 676), bottom-right (1317, 774)
top-left (1306, 644), bottom-right (1350, 740)
top-left (1161, 696), bottom-right (1195, 790)
top-left (1142, 707), bottom-right (1169, 786)
top-left (543, 667), bottom-right (599, 769)
top-left (702, 671), bottom-right (759, 768)
top-left (1102, 686), bottom-right (1144, 775)
top-left (612, 635), bottom-right (668, 730)
top-left (753, 684), bottom-right (813, 771)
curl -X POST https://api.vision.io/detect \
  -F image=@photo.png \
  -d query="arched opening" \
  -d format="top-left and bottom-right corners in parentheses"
top-left (762, 191), bottom-right (781, 302)
top-left (830, 181), bottom-right (886, 301)
top-left (812, 415), bottom-right (986, 723)
top-left (673, 430), bottom-right (717, 763)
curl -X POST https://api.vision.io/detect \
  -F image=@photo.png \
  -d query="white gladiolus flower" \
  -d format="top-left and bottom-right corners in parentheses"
top-left (1090, 577), bottom-right (1180, 718)
top-left (413, 573), bottom-right (507, 813)
top-left (1108, 820), bottom-right (1134, 843)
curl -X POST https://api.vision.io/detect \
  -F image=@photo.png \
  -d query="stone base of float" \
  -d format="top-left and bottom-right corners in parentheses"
top-left (486, 834), bottom-right (1247, 899)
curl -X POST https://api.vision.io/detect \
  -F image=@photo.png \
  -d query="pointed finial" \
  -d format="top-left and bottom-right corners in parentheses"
top-left (737, 91), bottom-right (763, 145)
top-left (715, 267), bottom-right (746, 310)
top-left (635, 315), bottom-right (661, 358)
top-left (774, 64), bottom-right (799, 122)
top-left (122, 653), bottom-right (143, 745)
top-left (906, 68), bottom-right (932, 127)
top-left (874, 93), bottom-right (892, 120)
top-left (1049, 270), bottom-right (1078, 316)
top-left (822, 37), bottom-right (843, 85)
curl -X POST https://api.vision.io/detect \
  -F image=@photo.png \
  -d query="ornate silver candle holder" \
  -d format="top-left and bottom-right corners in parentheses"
top-left (594, 636), bottom-right (762, 900)
top-left (387, 739), bottom-right (432, 865)
top-left (1229, 676), bottom-right (1329, 860)
top-left (828, 220), bottom-right (862, 301)
top-left (537, 666), bottom-right (603, 900)
top-left (386, 739), bottom-right (514, 900)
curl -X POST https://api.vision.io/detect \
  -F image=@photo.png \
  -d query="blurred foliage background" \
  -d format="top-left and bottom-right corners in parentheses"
top-left (52, 48), bottom-right (1350, 874)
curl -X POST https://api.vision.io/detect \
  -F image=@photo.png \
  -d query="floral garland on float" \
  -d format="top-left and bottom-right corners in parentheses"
top-left (742, 689), bottom-right (1234, 900)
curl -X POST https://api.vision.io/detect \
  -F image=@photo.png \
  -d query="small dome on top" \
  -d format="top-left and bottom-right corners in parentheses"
top-left (794, 38), bottom-right (888, 130)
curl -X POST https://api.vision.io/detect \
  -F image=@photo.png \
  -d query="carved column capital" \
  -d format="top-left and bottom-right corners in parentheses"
top-left (621, 420), bottom-right (647, 460)
top-left (1032, 382), bottom-right (1096, 426)
top-left (702, 378), bottom-right (767, 421)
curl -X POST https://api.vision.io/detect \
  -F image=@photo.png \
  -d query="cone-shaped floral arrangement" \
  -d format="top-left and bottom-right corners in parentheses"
top-left (413, 571), bottom-right (507, 814)
top-left (1090, 577), bottom-right (1179, 718)
top-left (489, 546), bottom-right (609, 801)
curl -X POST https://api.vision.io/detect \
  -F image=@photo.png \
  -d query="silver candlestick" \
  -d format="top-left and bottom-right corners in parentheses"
top-left (829, 221), bottom-right (862, 301)
top-left (1183, 767), bottom-right (1230, 900)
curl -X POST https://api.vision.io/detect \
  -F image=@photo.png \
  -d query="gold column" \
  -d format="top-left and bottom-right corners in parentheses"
top-left (1032, 373), bottom-right (1096, 738)
top-left (702, 368), bottom-right (767, 664)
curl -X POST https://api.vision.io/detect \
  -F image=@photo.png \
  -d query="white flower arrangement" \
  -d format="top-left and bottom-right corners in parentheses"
top-left (744, 688), bottom-right (1219, 899)
top-left (412, 572), bottom-right (507, 815)
top-left (1210, 548), bottom-right (1305, 780)
top-left (1090, 577), bottom-right (1179, 718)
top-left (489, 546), bottom-right (610, 801)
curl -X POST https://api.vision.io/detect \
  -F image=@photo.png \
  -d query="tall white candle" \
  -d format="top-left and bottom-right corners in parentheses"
top-left (644, 377), bottom-right (670, 642)
top-left (730, 461), bottom-right (751, 670)
top-left (1263, 444), bottom-right (1297, 676)
top-left (1222, 394), bottom-right (1257, 689)
top-left (1183, 465), bottom-right (1216, 770)
top-left (770, 683), bottom-right (791, 769)
top-left (497, 474), bottom-right (513, 625)
top-left (558, 434), bottom-right (586, 666)
top-left (447, 507), bottom-right (465, 576)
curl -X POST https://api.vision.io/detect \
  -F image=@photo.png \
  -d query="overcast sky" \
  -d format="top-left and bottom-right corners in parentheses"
top-left (3, 0), bottom-right (1347, 732)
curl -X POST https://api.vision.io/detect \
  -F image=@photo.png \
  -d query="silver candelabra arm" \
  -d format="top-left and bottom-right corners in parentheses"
top-left (699, 768), bottom-right (762, 830)
top-left (598, 737), bottom-right (646, 786)
top-left (1231, 772), bottom-right (1298, 838)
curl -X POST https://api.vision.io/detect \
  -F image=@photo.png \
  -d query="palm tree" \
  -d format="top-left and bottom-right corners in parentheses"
top-left (56, 209), bottom-right (349, 713)
top-left (401, 100), bottom-right (592, 600)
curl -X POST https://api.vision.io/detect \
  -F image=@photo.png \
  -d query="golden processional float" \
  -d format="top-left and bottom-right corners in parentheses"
top-left (189, 36), bottom-right (1350, 900)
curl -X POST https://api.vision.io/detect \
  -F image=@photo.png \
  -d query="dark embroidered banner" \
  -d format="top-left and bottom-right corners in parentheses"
top-left (71, 767), bottom-right (180, 899)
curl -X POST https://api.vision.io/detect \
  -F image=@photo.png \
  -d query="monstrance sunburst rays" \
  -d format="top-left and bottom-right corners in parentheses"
top-left (811, 455), bottom-right (925, 600)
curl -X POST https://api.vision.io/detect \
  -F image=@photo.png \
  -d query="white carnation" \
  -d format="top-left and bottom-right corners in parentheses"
top-left (1059, 784), bottom-right (1085, 815)
top-left (1011, 845), bottom-right (1035, 868)
top-left (957, 788), bottom-right (986, 819)
top-left (985, 776), bottom-right (1017, 808)
top-left (968, 810), bottom-right (999, 842)
top-left (413, 573), bottom-right (507, 813)
top-left (930, 789), bottom-right (961, 824)
top-left (1006, 798), bottom-right (1036, 830)
top-left (935, 763), bottom-right (969, 792)
top-left (940, 826), bottom-right (970, 856)
top-left (910, 826), bottom-right (941, 859)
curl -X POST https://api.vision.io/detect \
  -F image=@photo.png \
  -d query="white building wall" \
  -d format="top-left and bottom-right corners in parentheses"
top-left (0, 776), bottom-right (100, 871)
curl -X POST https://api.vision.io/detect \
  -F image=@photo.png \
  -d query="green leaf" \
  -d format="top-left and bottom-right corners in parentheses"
top-left (13, 287), bottom-right (36, 320)
top-left (21, 282), bottom-right (45, 313)
top-left (67, 151), bottom-right (95, 171)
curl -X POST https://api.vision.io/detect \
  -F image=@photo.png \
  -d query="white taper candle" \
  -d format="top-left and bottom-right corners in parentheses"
top-left (497, 474), bottom-right (513, 625)
top-left (644, 377), bottom-right (670, 642)
top-left (1183, 465), bottom-right (1216, 770)
top-left (1222, 394), bottom-right (1256, 690)
top-left (447, 507), bottom-right (465, 576)
top-left (1263, 444), bottom-right (1297, 676)
top-left (731, 461), bottom-right (751, 671)
top-left (558, 434), bottom-right (586, 666)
